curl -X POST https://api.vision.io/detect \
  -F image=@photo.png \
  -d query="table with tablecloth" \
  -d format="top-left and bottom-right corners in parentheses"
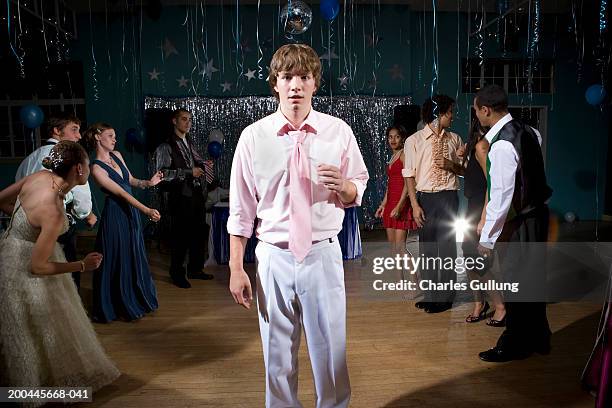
top-left (205, 204), bottom-right (362, 265)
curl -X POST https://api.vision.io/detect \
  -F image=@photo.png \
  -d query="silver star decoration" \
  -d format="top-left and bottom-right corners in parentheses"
top-left (245, 68), bottom-right (257, 81)
top-left (338, 75), bottom-right (349, 87)
top-left (319, 48), bottom-right (339, 62)
top-left (201, 59), bottom-right (219, 79)
top-left (176, 75), bottom-right (189, 88)
top-left (160, 38), bottom-right (179, 58)
top-left (387, 64), bottom-right (405, 80)
top-left (220, 81), bottom-right (232, 92)
top-left (148, 68), bottom-right (161, 80)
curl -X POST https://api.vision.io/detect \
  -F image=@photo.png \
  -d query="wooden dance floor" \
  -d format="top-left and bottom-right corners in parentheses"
top-left (77, 243), bottom-right (599, 407)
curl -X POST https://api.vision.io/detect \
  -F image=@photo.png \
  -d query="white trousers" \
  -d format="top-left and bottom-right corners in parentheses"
top-left (255, 238), bottom-right (351, 408)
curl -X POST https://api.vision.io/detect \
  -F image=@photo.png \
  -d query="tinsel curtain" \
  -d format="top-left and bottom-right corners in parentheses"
top-left (144, 95), bottom-right (413, 227)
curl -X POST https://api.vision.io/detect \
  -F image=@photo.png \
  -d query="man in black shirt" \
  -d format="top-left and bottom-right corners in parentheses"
top-left (155, 108), bottom-right (214, 288)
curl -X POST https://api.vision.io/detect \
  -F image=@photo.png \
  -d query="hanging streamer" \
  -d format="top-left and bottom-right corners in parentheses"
top-left (40, 0), bottom-right (51, 64)
top-left (6, 0), bottom-right (25, 77)
top-left (121, 2), bottom-right (129, 85)
top-left (256, 0), bottom-right (264, 79)
top-left (600, 0), bottom-right (608, 33)
top-left (88, 0), bottom-right (99, 101)
top-left (455, 0), bottom-right (461, 106)
top-left (475, 1), bottom-right (485, 67)
top-left (105, 0), bottom-right (112, 81)
top-left (430, 0), bottom-right (439, 127)
top-left (370, 0), bottom-right (381, 96)
top-left (188, 5), bottom-right (198, 96)
top-left (234, 0), bottom-right (244, 92)
top-left (526, 0), bottom-right (541, 99)
top-left (571, 0), bottom-right (584, 83)
top-left (596, 0), bottom-right (609, 86)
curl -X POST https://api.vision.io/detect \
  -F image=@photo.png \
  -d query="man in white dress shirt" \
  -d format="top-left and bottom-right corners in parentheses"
top-left (228, 44), bottom-right (369, 407)
top-left (16, 113), bottom-right (96, 288)
top-left (474, 85), bottom-right (552, 362)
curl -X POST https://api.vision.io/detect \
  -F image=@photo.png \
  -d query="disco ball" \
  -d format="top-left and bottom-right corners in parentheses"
top-left (280, 1), bottom-right (313, 35)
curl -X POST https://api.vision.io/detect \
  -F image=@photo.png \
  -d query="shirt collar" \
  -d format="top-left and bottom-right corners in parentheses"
top-left (423, 124), bottom-right (448, 140)
top-left (484, 113), bottom-right (513, 143)
top-left (274, 108), bottom-right (319, 136)
top-left (46, 138), bottom-right (59, 144)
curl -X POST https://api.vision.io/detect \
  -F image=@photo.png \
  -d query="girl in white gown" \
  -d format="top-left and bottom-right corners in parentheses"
top-left (0, 141), bottom-right (119, 406)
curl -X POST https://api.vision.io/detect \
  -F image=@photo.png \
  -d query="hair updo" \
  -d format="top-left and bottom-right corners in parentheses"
top-left (82, 122), bottom-right (114, 151)
top-left (41, 141), bottom-right (89, 178)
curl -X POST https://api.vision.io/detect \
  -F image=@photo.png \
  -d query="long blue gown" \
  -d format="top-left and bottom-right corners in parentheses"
top-left (92, 152), bottom-right (158, 322)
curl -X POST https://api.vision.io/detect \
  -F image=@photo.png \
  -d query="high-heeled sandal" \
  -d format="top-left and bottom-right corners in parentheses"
top-left (465, 302), bottom-right (490, 323)
top-left (486, 314), bottom-right (506, 327)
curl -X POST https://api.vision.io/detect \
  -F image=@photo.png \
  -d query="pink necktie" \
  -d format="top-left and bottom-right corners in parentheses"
top-left (288, 130), bottom-right (312, 262)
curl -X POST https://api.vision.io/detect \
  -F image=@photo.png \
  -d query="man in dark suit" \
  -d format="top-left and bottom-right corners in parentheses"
top-left (475, 84), bottom-right (552, 362)
top-left (155, 108), bottom-right (214, 288)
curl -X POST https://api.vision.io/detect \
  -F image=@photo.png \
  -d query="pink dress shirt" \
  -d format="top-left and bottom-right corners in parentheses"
top-left (227, 109), bottom-right (369, 245)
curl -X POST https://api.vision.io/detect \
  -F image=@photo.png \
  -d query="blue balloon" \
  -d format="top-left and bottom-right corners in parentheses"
top-left (207, 141), bottom-right (223, 159)
top-left (320, 0), bottom-right (339, 21)
top-left (125, 127), bottom-right (144, 146)
top-left (20, 104), bottom-right (44, 129)
top-left (585, 84), bottom-right (607, 106)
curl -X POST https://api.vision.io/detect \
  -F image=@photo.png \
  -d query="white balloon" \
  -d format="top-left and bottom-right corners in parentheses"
top-left (564, 212), bottom-right (576, 223)
top-left (209, 129), bottom-right (224, 144)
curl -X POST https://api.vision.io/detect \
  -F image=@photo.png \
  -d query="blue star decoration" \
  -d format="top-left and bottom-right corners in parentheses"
top-left (200, 59), bottom-right (219, 79)
top-left (148, 68), bottom-right (161, 80)
top-left (159, 38), bottom-right (179, 58)
top-left (245, 68), bottom-right (257, 81)
top-left (221, 81), bottom-right (232, 92)
top-left (338, 75), bottom-right (349, 87)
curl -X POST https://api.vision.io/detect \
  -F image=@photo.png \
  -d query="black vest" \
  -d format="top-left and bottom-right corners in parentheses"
top-left (494, 120), bottom-right (552, 217)
top-left (165, 136), bottom-right (207, 199)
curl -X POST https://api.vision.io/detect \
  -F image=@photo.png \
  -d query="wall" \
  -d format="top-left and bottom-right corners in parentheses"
top-left (1, 3), bottom-right (608, 221)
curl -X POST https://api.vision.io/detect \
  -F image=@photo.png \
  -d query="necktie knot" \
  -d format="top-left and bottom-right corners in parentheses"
top-left (288, 130), bottom-right (307, 144)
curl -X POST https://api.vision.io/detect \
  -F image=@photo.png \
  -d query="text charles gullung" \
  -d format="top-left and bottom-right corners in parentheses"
top-left (370, 254), bottom-right (520, 293)
top-left (372, 279), bottom-right (520, 293)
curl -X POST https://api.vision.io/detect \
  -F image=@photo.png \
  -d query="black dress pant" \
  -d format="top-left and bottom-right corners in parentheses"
top-left (169, 192), bottom-right (208, 277)
top-left (496, 205), bottom-right (551, 353)
top-left (417, 190), bottom-right (459, 303)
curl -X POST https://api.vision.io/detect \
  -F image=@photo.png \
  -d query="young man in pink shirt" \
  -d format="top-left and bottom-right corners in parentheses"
top-left (227, 44), bottom-right (369, 407)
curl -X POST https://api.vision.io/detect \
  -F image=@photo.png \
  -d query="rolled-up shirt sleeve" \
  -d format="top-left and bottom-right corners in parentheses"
top-left (402, 136), bottom-right (416, 178)
top-left (339, 130), bottom-right (369, 208)
top-left (70, 182), bottom-right (93, 219)
top-left (479, 140), bottom-right (518, 248)
top-left (227, 129), bottom-right (258, 238)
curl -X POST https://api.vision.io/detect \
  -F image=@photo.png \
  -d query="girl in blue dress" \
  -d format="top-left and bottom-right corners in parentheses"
top-left (85, 123), bottom-right (162, 323)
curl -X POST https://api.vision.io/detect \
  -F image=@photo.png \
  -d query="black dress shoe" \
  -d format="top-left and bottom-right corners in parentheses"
top-left (478, 346), bottom-right (531, 362)
top-left (415, 301), bottom-right (430, 309)
top-left (534, 342), bottom-right (551, 355)
top-left (187, 271), bottom-right (214, 280)
top-left (425, 302), bottom-right (453, 314)
top-left (171, 276), bottom-right (192, 288)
